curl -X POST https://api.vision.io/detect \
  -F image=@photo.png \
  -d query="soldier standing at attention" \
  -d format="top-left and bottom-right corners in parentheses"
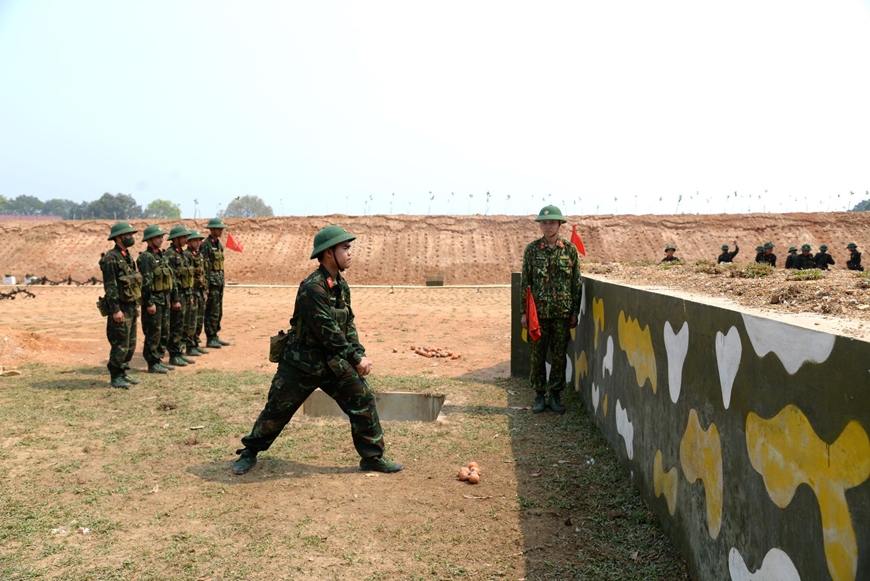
top-left (846, 243), bottom-right (864, 271)
top-left (661, 245), bottom-right (680, 262)
top-left (201, 218), bottom-right (231, 349)
top-left (166, 226), bottom-right (195, 367)
top-left (100, 222), bottom-right (143, 389)
top-left (137, 225), bottom-right (174, 374)
top-left (717, 241), bottom-right (739, 263)
top-left (232, 226), bottom-right (402, 475)
top-left (793, 244), bottom-right (817, 270)
top-left (814, 245), bottom-right (835, 270)
top-left (784, 246), bottom-right (798, 269)
top-left (520, 206), bottom-right (582, 415)
top-left (185, 230), bottom-right (209, 356)
top-left (754, 245), bottom-right (765, 263)
top-left (760, 242), bottom-right (777, 267)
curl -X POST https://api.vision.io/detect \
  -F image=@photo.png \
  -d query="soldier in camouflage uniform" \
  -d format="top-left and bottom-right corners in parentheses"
top-left (794, 244), bottom-right (817, 270)
top-left (520, 206), bottom-right (582, 415)
top-left (185, 230), bottom-right (210, 356)
top-left (661, 245), bottom-right (681, 263)
top-left (754, 245), bottom-right (765, 263)
top-left (232, 225), bottom-right (402, 475)
top-left (784, 246), bottom-right (798, 269)
top-left (759, 242), bottom-right (777, 267)
top-left (814, 245), bottom-right (835, 270)
top-left (166, 225), bottom-right (196, 367)
top-left (717, 241), bottom-right (739, 263)
top-left (200, 218), bottom-right (231, 349)
top-left (100, 222), bottom-right (143, 389)
top-left (137, 225), bottom-right (174, 374)
top-left (846, 243), bottom-right (863, 271)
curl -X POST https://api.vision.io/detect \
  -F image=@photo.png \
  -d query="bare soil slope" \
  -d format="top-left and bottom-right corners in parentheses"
top-left (1, 212), bottom-right (867, 285)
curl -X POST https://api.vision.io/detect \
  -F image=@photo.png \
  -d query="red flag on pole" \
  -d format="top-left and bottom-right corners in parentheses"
top-left (570, 224), bottom-right (586, 257)
top-left (226, 232), bottom-right (244, 253)
top-left (525, 287), bottom-right (541, 342)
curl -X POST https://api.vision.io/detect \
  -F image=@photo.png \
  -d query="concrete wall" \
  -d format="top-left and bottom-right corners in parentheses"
top-left (511, 273), bottom-right (870, 581)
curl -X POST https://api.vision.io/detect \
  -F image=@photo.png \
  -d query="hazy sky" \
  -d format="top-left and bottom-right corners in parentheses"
top-left (2, 0), bottom-right (869, 218)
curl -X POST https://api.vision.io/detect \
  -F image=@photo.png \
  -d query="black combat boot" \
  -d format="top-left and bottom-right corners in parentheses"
top-left (359, 456), bottom-right (403, 473)
top-left (532, 393), bottom-right (547, 414)
top-left (547, 392), bottom-right (566, 415)
top-left (232, 448), bottom-right (258, 475)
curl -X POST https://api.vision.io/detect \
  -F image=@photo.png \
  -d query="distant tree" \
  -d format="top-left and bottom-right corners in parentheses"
top-left (221, 195), bottom-right (273, 218)
top-left (0, 195), bottom-right (7, 213)
top-left (850, 196), bottom-right (870, 212)
top-left (4, 195), bottom-right (44, 215)
top-left (143, 199), bottom-right (181, 219)
top-left (80, 193), bottom-right (143, 220)
top-left (41, 198), bottom-right (78, 219)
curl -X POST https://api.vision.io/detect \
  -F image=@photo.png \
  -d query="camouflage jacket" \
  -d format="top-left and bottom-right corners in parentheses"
top-left (717, 246), bottom-right (739, 263)
top-left (200, 236), bottom-right (225, 288)
top-left (100, 245), bottom-right (141, 313)
top-left (793, 253), bottom-right (817, 270)
top-left (813, 252), bottom-right (835, 270)
top-left (847, 250), bottom-right (863, 271)
top-left (784, 253), bottom-right (797, 269)
top-left (520, 236), bottom-right (582, 319)
top-left (137, 247), bottom-right (173, 307)
top-left (759, 253), bottom-right (777, 267)
top-left (284, 265), bottom-right (366, 377)
top-left (165, 243), bottom-right (192, 301)
top-left (186, 248), bottom-right (208, 296)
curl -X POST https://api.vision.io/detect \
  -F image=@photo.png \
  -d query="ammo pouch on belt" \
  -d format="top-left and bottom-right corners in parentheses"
top-left (119, 272), bottom-right (143, 303)
top-left (194, 264), bottom-right (207, 289)
top-left (152, 265), bottom-right (173, 293)
top-left (97, 296), bottom-right (109, 317)
top-left (178, 265), bottom-right (195, 290)
top-left (212, 250), bottom-right (224, 272)
top-left (269, 330), bottom-right (290, 363)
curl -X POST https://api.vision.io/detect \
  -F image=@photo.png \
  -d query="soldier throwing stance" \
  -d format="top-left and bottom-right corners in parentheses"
top-left (232, 226), bottom-right (402, 475)
top-left (520, 206), bottom-right (582, 415)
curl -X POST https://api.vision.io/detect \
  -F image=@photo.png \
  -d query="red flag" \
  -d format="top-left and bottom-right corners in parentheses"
top-left (525, 287), bottom-right (541, 342)
top-left (570, 224), bottom-right (586, 257)
top-left (226, 232), bottom-right (244, 253)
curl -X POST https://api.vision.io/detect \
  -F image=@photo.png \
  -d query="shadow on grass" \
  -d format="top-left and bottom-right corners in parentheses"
top-left (188, 457), bottom-right (359, 485)
top-left (30, 377), bottom-right (109, 390)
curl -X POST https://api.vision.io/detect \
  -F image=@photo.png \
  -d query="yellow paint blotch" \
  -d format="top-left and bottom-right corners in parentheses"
top-left (570, 327), bottom-right (576, 341)
top-left (521, 328), bottom-right (528, 343)
top-left (653, 450), bottom-right (679, 515)
top-left (617, 311), bottom-right (658, 393)
top-left (746, 405), bottom-right (870, 581)
top-left (603, 394), bottom-right (608, 418)
top-left (574, 351), bottom-right (589, 392)
top-left (679, 409), bottom-right (723, 539)
top-left (592, 297), bottom-right (605, 348)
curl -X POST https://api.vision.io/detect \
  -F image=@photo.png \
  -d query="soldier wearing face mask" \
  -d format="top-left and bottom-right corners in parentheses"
top-left (100, 222), bottom-right (143, 389)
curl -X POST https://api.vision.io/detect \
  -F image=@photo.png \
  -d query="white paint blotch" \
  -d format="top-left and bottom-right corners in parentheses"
top-left (663, 321), bottom-right (689, 404)
top-left (715, 327), bottom-right (742, 409)
top-left (603, 335), bottom-right (614, 376)
top-left (741, 314), bottom-right (835, 375)
top-left (565, 354), bottom-right (573, 385)
top-left (615, 400), bottom-right (634, 460)
top-left (591, 383), bottom-right (600, 413)
top-left (580, 284), bottom-right (586, 315)
top-left (728, 547), bottom-right (801, 581)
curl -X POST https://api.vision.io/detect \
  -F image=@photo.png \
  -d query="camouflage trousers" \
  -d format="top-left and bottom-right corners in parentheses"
top-left (168, 293), bottom-right (191, 357)
top-left (183, 292), bottom-right (203, 348)
top-left (529, 317), bottom-right (572, 395)
top-left (106, 303), bottom-right (138, 377)
top-left (204, 285), bottom-right (223, 340)
top-left (141, 300), bottom-right (170, 365)
top-left (240, 358), bottom-right (385, 460)
top-left (189, 291), bottom-right (206, 347)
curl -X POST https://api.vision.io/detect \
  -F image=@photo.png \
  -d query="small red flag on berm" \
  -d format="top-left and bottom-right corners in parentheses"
top-left (570, 225), bottom-right (586, 257)
top-left (525, 287), bottom-right (541, 342)
top-left (226, 232), bottom-right (244, 253)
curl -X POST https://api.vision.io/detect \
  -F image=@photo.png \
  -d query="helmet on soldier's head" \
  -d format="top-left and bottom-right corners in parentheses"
top-left (535, 205), bottom-right (566, 223)
top-left (310, 225), bottom-right (356, 260)
top-left (142, 225), bottom-right (168, 242)
top-left (168, 225), bottom-right (190, 240)
top-left (108, 221), bottom-right (138, 240)
top-left (763, 242), bottom-right (774, 249)
top-left (819, 245), bottom-right (828, 251)
top-left (721, 245), bottom-right (729, 251)
top-left (801, 244), bottom-right (811, 251)
top-left (847, 242), bottom-right (857, 249)
top-left (186, 230), bottom-right (205, 241)
top-left (206, 217), bottom-right (228, 229)
top-left (788, 246), bottom-right (797, 252)
top-left (665, 244), bottom-right (676, 251)
top-left (755, 245), bottom-right (764, 252)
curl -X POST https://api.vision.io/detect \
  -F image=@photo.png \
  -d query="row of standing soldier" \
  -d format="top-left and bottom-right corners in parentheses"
top-left (99, 218), bottom-right (231, 389)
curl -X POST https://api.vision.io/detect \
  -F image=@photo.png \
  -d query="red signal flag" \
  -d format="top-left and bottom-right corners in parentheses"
top-left (570, 225), bottom-right (586, 257)
top-left (226, 232), bottom-right (244, 253)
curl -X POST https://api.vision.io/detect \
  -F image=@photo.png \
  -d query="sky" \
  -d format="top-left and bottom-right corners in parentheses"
top-left (1, 0), bottom-right (869, 219)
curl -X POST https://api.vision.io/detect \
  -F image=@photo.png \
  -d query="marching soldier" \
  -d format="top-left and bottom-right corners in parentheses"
top-left (794, 244), bottom-right (817, 270)
top-left (520, 205), bottom-right (582, 414)
top-left (137, 225), bottom-right (174, 374)
top-left (201, 218), bottom-right (231, 349)
top-left (661, 244), bottom-right (680, 263)
top-left (814, 245), bottom-right (835, 270)
top-left (186, 230), bottom-right (209, 356)
top-left (100, 222), bottom-right (142, 389)
top-left (166, 226), bottom-right (195, 367)
top-left (232, 225), bottom-right (402, 475)
top-left (784, 246), bottom-right (798, 269)
top-left (717, 241), bottom-right (739, 263)
top-left (847, 243), bottom-right (864, 271)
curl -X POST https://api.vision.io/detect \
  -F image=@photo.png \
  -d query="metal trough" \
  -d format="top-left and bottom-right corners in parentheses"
top-left (302, 389), bottom-right (446, 422)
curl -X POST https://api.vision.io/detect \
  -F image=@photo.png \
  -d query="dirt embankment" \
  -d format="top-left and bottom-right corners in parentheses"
top-left (0, 212), bottom-right (867, 285)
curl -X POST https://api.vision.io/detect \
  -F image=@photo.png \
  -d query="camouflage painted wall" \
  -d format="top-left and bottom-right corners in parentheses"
top-left (511, 273), bottom-right (870, 581)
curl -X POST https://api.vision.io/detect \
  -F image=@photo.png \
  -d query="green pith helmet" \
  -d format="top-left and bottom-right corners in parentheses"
top-left (665, 244), bottom-right (676, 251)
top-left (206, 217), bottom-right (228, 229)
top-left (801, 244), bottom-right (811, 251)
top-left (142, 224), bottom-right (168, 242)
top-left (535, 205), bottom-right (566, 222)
top-left (186, 229), bottom-right (205, 241)
top-left (108, 221), bottom-right (138, 240)
top-left (788, 246), bottom-right (797, 252)
top-left (168, 225), bottom-right (190, 240)
top-left (756, 245), bottom-right (764, 251)
top-left (721, 245), bottom-right (729, 251)
top-left (819, 245), bottom-right (828, 251)
top-left (847, 242), bottom-right (857, 249)
top-left (763, 242), bottom-right (774, 249)
top-left (310, 225), bottom-right (356, 260)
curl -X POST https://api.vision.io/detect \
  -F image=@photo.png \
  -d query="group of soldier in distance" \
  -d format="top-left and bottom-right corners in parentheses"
top-left (660, 240), bottom-right (863, 271)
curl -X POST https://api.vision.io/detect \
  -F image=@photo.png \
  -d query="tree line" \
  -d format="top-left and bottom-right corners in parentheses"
top-left (0, 193), bottom-right (274, 219)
